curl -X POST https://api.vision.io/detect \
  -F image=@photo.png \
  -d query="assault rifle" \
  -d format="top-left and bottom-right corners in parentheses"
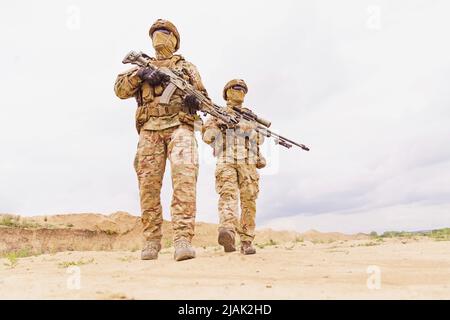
top-left (122, 50), bottom-right (310, 151)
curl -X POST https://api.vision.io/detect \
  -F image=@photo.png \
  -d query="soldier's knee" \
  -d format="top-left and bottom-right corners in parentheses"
top-left (239, 168), bottom-right (260, 197)
top-left (240, 183), bottom-right (259, 199)
top-left (172, 163), bottom-right (198, 177)
top-left (141, 211), bottom-right (163, 223)
top-left (220, 192), bottom-right (238, 202)
top-left (169, 128), bottom-right (198, 166)
top-left (216, 180), bottom-right (239, 197)
top-left (240, 196), bottom-right (257, 206)
top-left (140, 176), bottom-right (163, 193)
top-left (172, 165), bottom-right (198, 194)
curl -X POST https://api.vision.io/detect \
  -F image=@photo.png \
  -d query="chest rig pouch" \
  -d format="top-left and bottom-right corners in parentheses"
top-left (135, 55), bottom-right (191, 133)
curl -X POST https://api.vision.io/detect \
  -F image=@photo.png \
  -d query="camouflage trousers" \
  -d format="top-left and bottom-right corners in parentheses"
top-left (134, 125), bottom-right (199, 243)
top-left (215, 162), bottom-right (260, 242)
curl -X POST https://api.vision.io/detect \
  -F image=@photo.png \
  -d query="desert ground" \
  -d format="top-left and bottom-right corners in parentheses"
top-left (0, 212), bottom-right (449, 299)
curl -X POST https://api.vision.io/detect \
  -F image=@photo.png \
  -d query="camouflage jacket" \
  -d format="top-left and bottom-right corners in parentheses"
top-left (114, 54), bottom-right (207, 132)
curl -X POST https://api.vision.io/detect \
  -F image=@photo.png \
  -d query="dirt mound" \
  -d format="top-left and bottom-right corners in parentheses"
top-left (301, 229), bottom-right (368, 242)
top-left (23, 211), bottom-right (139, 233)
top-left (0, 212), bottom-right (367, 255)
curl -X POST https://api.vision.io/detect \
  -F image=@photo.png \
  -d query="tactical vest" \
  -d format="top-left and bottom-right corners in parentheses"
top-left (134, 55), bottom-right (192, 133)
top-left (212, 106), bottom-right (260, 164)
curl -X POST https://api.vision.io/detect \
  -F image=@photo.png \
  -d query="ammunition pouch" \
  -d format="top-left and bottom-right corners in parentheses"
top-left (256, 154), bottom-right (266, 169)
top-left (135, 104), bottom-right (181, 133)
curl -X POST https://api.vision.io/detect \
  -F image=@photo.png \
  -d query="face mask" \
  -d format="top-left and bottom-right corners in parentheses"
top-left (227, 88), bottom-right (245, 104)
top-left (152, 31), bottom-right (177, 58)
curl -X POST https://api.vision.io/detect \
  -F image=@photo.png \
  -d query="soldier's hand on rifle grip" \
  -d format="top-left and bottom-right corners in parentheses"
top-left (183, 94), bottom-right (201, 114)
top-left (138, 68), bottom-right (169, 86)
top-left (136, 67), bottom-right (153, 81)
top-left (148, 70), bottom-right (170, 86)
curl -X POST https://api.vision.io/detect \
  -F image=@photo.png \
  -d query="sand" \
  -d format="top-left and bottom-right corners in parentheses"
top-left (1, 238), bottom-right (449, 299)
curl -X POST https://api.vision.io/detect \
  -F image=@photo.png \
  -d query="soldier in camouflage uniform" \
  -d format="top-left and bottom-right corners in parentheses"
top-left (114, 19), bottom-right (208, 261)
top-left (202, 79), bottom-right (266, 255)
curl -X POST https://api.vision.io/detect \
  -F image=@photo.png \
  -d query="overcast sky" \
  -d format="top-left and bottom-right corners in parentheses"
top-left (1, 0), bottom-right (449, 233)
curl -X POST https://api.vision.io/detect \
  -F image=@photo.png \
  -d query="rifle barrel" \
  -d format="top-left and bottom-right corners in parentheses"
top-left (257, 126), bottom-right (310, 151)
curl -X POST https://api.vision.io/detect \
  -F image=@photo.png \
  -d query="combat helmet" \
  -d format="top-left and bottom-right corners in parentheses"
top-left (149, 19), bottom-right (181, 51)
top-left (223, 79), bottom-right (248, 100)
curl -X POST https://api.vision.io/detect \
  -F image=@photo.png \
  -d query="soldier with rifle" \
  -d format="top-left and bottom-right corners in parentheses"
top-left (114, 19), bottom-right (216, 262)
top-left (202, 79), bottom-right (309, 255)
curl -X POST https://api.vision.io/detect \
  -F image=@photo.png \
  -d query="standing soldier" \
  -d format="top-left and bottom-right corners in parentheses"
top-left (114, 19), bottom-right (207, 262)
top-left (202, 79), bottom-right (266, 255)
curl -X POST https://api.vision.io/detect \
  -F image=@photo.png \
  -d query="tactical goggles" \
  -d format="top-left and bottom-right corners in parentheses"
top-left (231, 85), bottom-right (247, 92)
top-left (153, 28), bottom-right (171, 35)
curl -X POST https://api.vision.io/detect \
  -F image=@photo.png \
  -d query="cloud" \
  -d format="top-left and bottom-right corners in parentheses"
top-left (0, 0), bottom-right (449, 232)
top-left (262, 203), bottom-right (450, 234)
top-left (253, 0), bottom-right (450, 227)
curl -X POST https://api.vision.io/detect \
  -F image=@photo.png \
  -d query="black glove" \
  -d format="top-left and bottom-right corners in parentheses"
top-left (137, 68), bottom-right (169, 86)
top-left (136, 67), bottom-right (153, 80)
top-left (183, 94), bottom-right (200, 112)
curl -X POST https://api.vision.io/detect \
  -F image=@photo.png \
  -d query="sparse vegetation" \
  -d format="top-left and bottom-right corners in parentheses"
top-left (370, 228), bottom-right (450, 241)
top-left (2, 248), bottom-right (35, 268)
top-left (429, 228), bottom-right (450, 241)
top-left (294, 237), bottom-right (304, 243)
top-left (256, 239), bottom-right (278, 249)
top-left (369, 231), bottom-right (378, 238)
top-left (118, 256), bottom-right (135, 262)
top-left (164, 238), bottom-right (173, 248)
top-left (159, 249), bottom-right (171, 255)
top-left (381, 231), bottom-right (416, 238)
top-left (58, 258), bottom-right (95, 268)
top-left (4, 253), bottom-right (18, 268)
top-left (357, 242), bottom-right (380, 247)
top-left (0, 215), bottom-right (17, 227)
top-left (0, 215), bottom-right (59, 229)
top-left (104, 229), bottom-right (118, 236)
top-left (0, 215), bottom-right (42, 229)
